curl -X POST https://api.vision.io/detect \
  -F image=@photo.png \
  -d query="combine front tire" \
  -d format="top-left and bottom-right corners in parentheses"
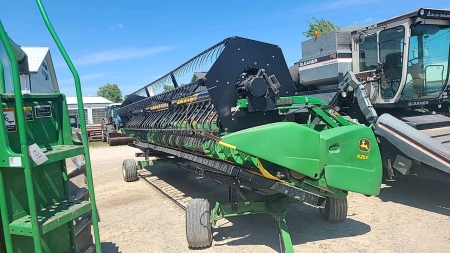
top-left (186, 198), bottom-right (212, 249)
top-left (319, 197), bottom-right (348, 222)
top-left (122, 159), bottom-right (138, 182)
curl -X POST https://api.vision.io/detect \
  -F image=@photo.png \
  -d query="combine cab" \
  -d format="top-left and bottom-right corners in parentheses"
top-left (117, 36), bottom-right (383, 252)
top-left (290, 8), bottom-right (450, 180)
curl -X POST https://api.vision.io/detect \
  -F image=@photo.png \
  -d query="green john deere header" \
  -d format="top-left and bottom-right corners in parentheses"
top-left (116, 36), bottom-right (383, 252)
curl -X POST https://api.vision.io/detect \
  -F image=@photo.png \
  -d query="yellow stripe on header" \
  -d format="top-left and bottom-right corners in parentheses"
top-left (218, 141), bottom-right (236, 150)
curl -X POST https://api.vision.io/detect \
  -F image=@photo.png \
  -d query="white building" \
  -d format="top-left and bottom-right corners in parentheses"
top-left (0, 37), bottom-right (59, 94)
top-left (0, 37), bottom-right (115, 125)
top-left (66, 96), bottom-right (113, 125)
top-left (20, 46), bottom-right (59, 93)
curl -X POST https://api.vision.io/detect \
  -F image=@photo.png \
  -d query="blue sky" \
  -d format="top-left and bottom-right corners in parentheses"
top-left (1, 0), bottom-right (450, 98)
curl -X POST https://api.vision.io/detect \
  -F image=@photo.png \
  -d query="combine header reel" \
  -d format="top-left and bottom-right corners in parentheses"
top-left (117, 36), bottom-right (383, 252)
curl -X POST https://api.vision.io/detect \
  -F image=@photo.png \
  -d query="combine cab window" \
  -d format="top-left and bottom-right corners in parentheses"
top-left (401, 24), bottom-right (450, 100)
top-left (379, 26), bottom-right (406, 99)
top-left (359, 34), bottom-right (378, 71)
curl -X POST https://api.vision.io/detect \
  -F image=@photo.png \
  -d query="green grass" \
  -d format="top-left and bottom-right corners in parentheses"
top-left (88, 141), bottom-right (110, 148)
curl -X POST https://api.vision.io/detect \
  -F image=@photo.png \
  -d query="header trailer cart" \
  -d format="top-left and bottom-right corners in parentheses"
top-left (117, 36), bottom-right (383, 252)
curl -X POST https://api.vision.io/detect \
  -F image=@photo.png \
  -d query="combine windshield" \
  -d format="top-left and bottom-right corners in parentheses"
top-left (400, 24), bottom-right (450, 100)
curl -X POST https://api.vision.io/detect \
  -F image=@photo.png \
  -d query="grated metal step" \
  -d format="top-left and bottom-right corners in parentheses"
top-left (31, 145), bottom-right (85, 167)
top-left (9, 200), bottom-right (92, 236)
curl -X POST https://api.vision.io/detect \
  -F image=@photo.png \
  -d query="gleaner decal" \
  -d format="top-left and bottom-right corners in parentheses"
top-left (298, 53), bottom-right (352, 69)
top-left (299, 58), bottom-right (318, 67)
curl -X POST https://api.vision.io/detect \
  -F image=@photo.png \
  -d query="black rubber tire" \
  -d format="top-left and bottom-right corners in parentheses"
top-left (186, 198), bottom-right (212, 249)
top-left (122, 159), bottom-right (138, 182)
top-left (319, 197), bottom-right (348, 222)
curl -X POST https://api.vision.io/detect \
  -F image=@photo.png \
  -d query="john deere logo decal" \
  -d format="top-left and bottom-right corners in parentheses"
top-left (359, 138), bottom-right (370, 152)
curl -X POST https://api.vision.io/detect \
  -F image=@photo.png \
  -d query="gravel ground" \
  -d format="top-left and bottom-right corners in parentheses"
top-left (89, 145), bottom-right (450, 253)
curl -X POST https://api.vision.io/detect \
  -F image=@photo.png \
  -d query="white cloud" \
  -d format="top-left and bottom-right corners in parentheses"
top-left (75, 46), bottom-right (174, 66)
top-left (81, 73), bottom-right (108, 81)
top-left (351, 16), bottom-right (374, 24)
top-left (362, 17), bottom-right (374, 23)
top-left (58, 72), bottom-right (107, 85)
top-left (109, 23), bottom-right (125, 30)
top-left (60, 85), bottom-right (99, 97)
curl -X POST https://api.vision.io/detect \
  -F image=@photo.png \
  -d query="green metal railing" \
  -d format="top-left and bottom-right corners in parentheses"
top-left (0, 19), bottom-right (40, 252)
top-left (0, 0), bottom-right (102, 252)
top-left (35, 1), bottom-right (102, 252)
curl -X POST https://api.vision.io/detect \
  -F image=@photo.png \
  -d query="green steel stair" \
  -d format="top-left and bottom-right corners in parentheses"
top-left (0, 1), bottom-right (102, 252)
top-left (31, 145), bottom-right (85, 167)
top-left (9, 200), bottom-right (91, 236)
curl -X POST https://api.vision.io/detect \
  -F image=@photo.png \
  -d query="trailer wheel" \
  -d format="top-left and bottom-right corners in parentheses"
top-left (186, 198), bottom-right (212, 249)
top-left (122, 159), bottom-right (138, 182)
top-left (319, 197), bottom-right (347, 222)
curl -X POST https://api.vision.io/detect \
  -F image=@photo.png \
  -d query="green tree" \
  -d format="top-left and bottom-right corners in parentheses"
top-left (303, 17), bottom-right (340, 38)
top-left (163, 84), bottom-right (174, 92)
top-left (97, 83), bottom-right (123, 103)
